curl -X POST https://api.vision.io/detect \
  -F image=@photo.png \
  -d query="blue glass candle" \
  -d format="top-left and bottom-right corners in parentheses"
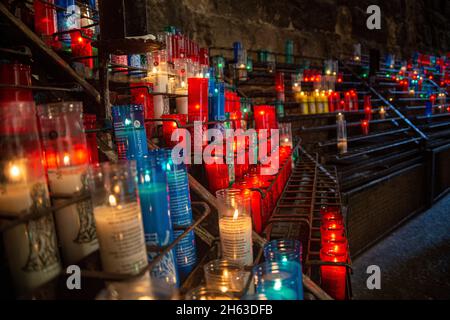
top-left (55, 0), bottom-right (79, 47)
top-left (263, 240), bottom-right (304, 299)
top-left (285, 40), bottom-right (294, 64)
top-left (233, 42), bottom-right (242, 64)
top-left (253, 261), bottom-right (301, 300)
top-left (136, 150), bottom-right (179, 287)
top-left (112, 104), bottom-right (149, 161)
top-left (425, 101), bottom-right (433, 117)
top-left (162, 149), bottom-right (197, 280)
top-left (209, 81), bottom-right (226, 121)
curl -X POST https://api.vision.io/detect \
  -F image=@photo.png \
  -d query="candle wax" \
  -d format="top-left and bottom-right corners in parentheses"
top-left (94, 203), bottom-right (148, 275)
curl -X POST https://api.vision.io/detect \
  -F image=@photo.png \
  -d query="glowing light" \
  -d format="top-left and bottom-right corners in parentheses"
top-left (233, 209), bottom-right (239, 220)
top-left (273, 279), bottom-right (282, 291)
top-left (109, 194), bottom-right (117, 207)
top-left (63, 154), bottom-right (70, 166)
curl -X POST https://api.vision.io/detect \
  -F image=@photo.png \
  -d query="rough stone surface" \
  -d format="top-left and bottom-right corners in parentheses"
top-left (351, 194), bottom-right (450, 300)
top-left (145, 0), bottom-right (450, 58)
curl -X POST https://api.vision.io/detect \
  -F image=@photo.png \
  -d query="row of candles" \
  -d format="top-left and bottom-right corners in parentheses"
top-left (319, 206), bottom-right (349, 300)
top-left (294, 90), bottom-right (359, 115)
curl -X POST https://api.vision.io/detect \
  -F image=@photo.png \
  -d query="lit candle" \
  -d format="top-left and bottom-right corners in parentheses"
top-left (216, 189), bottom-right (253, 266)
top-left (88, 161), bottom-right (148, 275)
top-left (204, 259), bottom-right (248, 294)
top-left (320, 240), bottom-right (348, 300)
top-left (379, 106), bottom-right (386, 119)
top-left (336, 113), bottom-right (348, 154)
top-left (321, 220), bottom-right (346, 244)
top-left (34, 0), bottom-right (57, 47)
top-left (204, 156), bottom-right (230, 194)
top-left (253, 261), bottom-right (301, 300)
top-left (38, 101), bottom-right (98, 264)
top-left (0, 102), bottom-right (61, 296)
top-left (361, 119), bottom-right (370, 135)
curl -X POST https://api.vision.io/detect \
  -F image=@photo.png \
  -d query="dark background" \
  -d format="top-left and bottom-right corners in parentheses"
top-left (141, 0), bottom-right (450, 58)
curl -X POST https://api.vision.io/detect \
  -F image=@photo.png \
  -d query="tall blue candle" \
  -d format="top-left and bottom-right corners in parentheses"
top-left (161, 149), bottom-right (197, 280)
top-left (425, 101), bottom-right (433, 117)
top-left (112, 104), bottom-right (149, 161)
top-left (209, 81), bottom-right (225, 121)
top-left (233, 42), bottom-right (242, 64)
top-left (136, 150), bottom-right (179, 287)
top-left (55, 0), bottom-right (79, 47)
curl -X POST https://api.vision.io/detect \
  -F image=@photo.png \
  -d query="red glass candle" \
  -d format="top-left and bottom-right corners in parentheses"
top-left (337, 72), bottom-right (343, 83)
top-left (321, 220), bottom-right (345, 243)
top-left (351, 90), bottom-right (359, 111)
top-left (233, 180), bottom-right (263, 233)
top-left (344, 92), bottom-right (352, 111)
top-left (253, 105), bottom-right (271, 130)
top-left (0, 62), bottom-right (33, 103)
top-left (34, 0), bottom-right (57, 47)
top-left (320, 206), bottom-right (343, 223)
top-left (204, 156), bottom-right (230, 194)
top-left (70, 30), bottom-right (94, 70)
top-left (82, 113), bottom-right (99, 165)
top-left (188, 78), bottom-right (209, 121)
top-left (162, 114), bottom-right (187, 148)
top-left (320, 240), bottom-right (348, 300)
top-left (364, 96), bottom-right (372, 121)
top-left (361, 119), bottom-right (369, 135)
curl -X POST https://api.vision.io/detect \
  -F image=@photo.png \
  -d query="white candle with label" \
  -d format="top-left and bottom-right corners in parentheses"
top-left (0, 175), bottom-right (61, 295)
top-left (94, 200), bottom-right (148, 275)
top-left (48, 164), bottom-right (98, 264)
top-left (219, 209), bottom-right (253, 266)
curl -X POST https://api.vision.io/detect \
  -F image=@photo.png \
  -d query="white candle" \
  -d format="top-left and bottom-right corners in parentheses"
top-left (94, 201), bottom-right (148, 275)
top-left (47, 164), bottom-right (98, 264)
top-left (219, 209), bottom-right (253, 266)
top-left (0, 179), bottom-right (61, 296)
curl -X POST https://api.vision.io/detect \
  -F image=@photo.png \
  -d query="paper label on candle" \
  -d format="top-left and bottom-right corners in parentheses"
top-left (94, 203), bottom-right (148, 275)
top-left (48, 165), bottom-right (98, 264)
top-left (219, 216), bottom-right (253, 266)
top-left (1, 181), bottom-right (62, 294)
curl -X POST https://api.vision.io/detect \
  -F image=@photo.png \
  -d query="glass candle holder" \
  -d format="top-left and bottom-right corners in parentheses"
top-left (161, 114), bottom-right (187, 148)
top-left (336, 113), bottom-right (348, 154)
top-left (253, 105), bottom-right (272, 131)
top-left (0, 62), bottom-right (33, 103)
top-left (188, 77), bottom-right (209, 121)
top-left (38, 101), bottom-right (98, 264)
top-left (130, 82), bottom-right (154, 138)
top-left (203, 259), bottom-right (248, 294)
top-left (320, 240), bottom-right (348, 300)
top-left (204, 156), bottom-right (230, 194)
top-left (88, 161), bottom-right (147, 275)
top-left (0, 101), bottom-right (62, 296)
top-left (98, 272), bottom-right (179, 300)
top-left (34, 0), bottom-right (57, 47)
top-left (364, 96), bottom-right (372, 121)
top-left (162, 149), bottom-right (197, 280)
top-left (285, 40), bottom-right (294, 64)
top-left (321, 220), bottom-right (346, 244)
top-left (216, 188), bottom-right (253, 266)
top-left (83, 113), bottom-right (99, 165)
top-left (136, 151), bottom-right (179, 287)
top-left (253, 261), bottom-right (301, 300)
top-left (320, 206), bottom-right (343, 224)
top-left (55, 0), bottom-right (80, 49)
top-left (112, 104), bottom-right (149, 161)
top-left (263, 239), bottom-right (304, 299)
top-left (361, 119), bottom-right (370, 135)
top-left (186, 286), bottom-right (236, 300)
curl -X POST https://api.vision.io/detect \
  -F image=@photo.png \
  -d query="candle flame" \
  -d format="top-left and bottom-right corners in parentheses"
top-left (109, 194), bottom-right (117, 207)
top-left (9, 165), bottom-right (21, 179)
top-left (273, 279), bottom-right (282, 291)
top-left (63, 154), bottom-right (70, 166)
top-left (233, 209), bottom-right (239, 220)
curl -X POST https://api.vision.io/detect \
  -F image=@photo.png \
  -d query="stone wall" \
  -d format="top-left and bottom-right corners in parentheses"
top-left (144, 0), bottom-right (450, 58)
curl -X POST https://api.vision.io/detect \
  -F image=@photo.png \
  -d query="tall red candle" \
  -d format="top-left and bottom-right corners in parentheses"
top-left (34, 0), bottom-right (57, 47)
top-left (188, 78), bottom-right (209, 121)
top-left (364, 96), bottom-right (372, 121)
